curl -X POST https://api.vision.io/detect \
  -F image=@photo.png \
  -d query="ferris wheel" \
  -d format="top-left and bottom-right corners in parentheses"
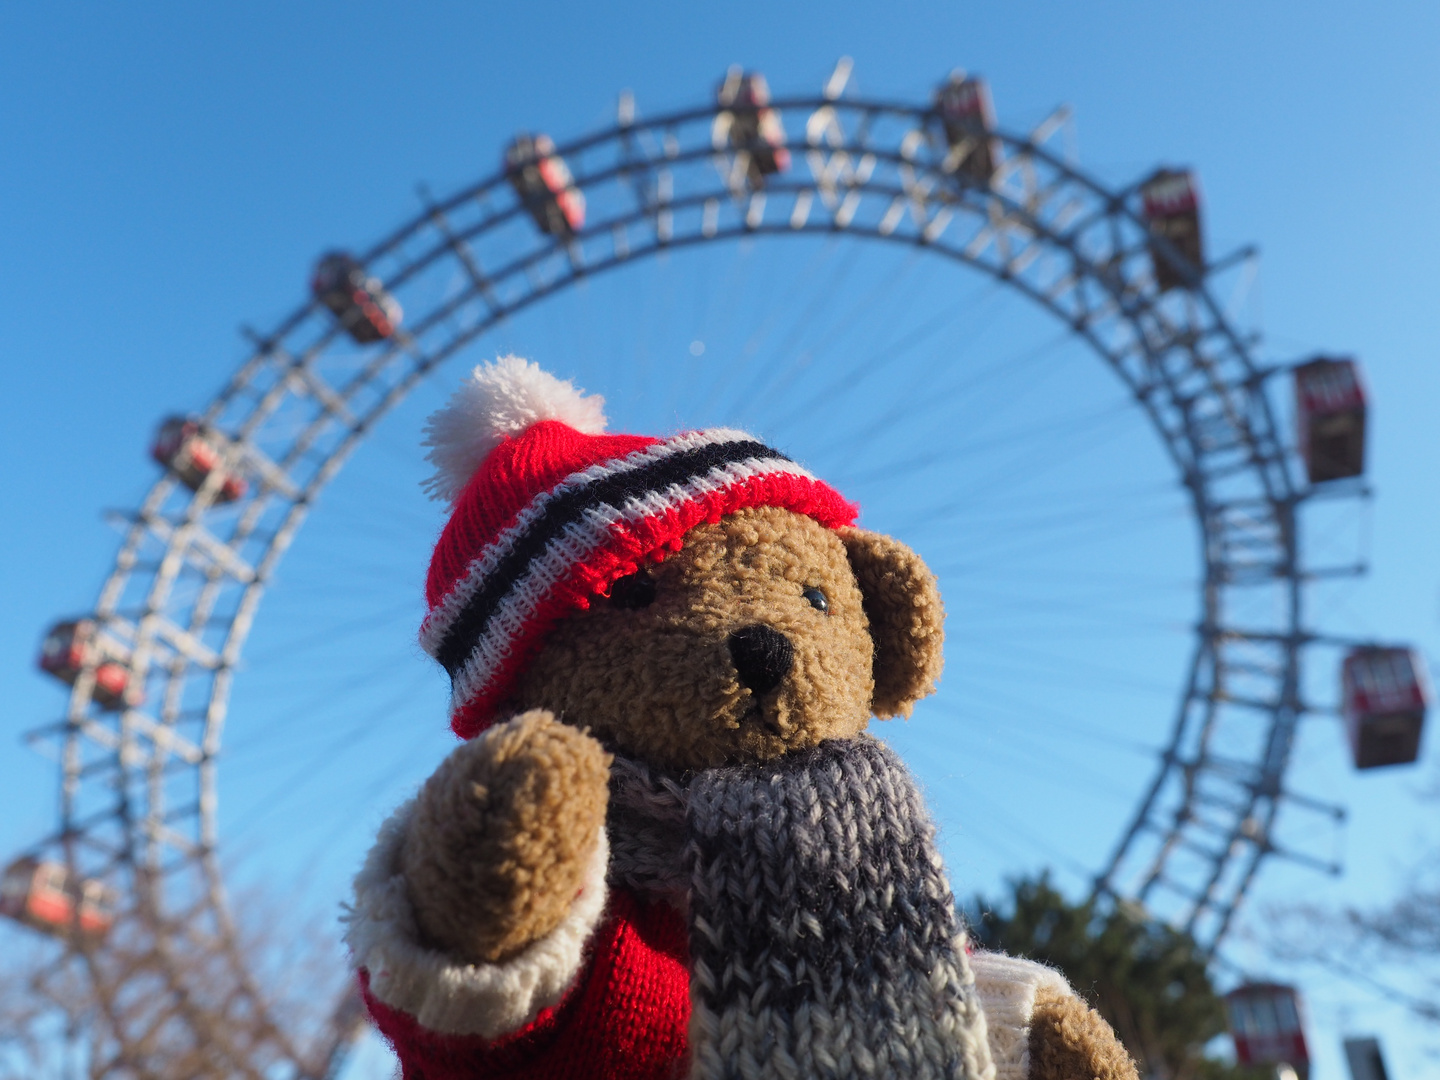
top-left (3, 59), bottom-right (1412, 1079)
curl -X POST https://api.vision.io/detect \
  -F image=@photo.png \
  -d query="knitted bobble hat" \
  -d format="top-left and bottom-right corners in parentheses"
top-left (420, 356), bottom-right (859, 739)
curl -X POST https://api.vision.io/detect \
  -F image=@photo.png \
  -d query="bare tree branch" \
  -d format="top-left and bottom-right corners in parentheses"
top-left (0, 882), bottom-right (354, 1080)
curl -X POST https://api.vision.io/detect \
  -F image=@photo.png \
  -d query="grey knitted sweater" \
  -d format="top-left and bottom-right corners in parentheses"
top-left (609, 736), bottom-right (994, 1080)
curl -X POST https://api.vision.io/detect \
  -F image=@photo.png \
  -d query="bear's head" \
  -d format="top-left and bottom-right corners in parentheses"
top-left (511, 505), bottom-right (943, 770)
top-left (420, 357), bottom-right (942, 770)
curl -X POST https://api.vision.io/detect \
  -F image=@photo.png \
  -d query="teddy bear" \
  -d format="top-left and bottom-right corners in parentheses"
top-left (344, 357), bottom-right (1138, 1080)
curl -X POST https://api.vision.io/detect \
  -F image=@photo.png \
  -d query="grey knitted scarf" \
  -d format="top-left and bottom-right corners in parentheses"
top-left (608, 736), bottom-right (993, 1080)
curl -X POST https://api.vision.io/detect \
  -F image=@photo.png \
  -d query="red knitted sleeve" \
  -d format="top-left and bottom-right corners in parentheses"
top-left (360, 890), bottom-right (691, 1080)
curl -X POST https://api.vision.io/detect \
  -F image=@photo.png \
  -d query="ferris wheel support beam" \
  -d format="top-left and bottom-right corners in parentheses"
top-left (16, 77), bottom-right (1363, 1073)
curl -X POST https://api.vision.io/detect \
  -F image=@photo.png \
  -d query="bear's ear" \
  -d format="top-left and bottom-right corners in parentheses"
top-left (841, 528), bottom-right (944, 718)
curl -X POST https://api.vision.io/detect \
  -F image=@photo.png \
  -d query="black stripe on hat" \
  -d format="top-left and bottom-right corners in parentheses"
top-left (436, 438), bottom-right (790, 678)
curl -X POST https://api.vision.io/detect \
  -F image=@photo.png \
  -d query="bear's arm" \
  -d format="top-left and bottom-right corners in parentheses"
top-left (349, 828), bottom-right (691, 1080)
top-left (344, 711), bottom-right (692, 1076)
top-left (344, 793), bottom-right (612, 1040)
top-left (970, 951), bottom-right (1139, 1080)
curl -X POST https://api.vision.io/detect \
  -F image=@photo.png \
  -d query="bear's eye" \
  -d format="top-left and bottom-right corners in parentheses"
top-left (802, 586), bottom-right (828, 613)
top-left (609, 569), bottom-right (657, 610)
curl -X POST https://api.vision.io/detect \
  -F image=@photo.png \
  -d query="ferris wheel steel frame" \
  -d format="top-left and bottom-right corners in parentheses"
top-left (24, 67), bottom-right (1358, 1076)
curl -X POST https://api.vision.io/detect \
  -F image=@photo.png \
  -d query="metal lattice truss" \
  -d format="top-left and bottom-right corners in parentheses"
top-left (25, 62), bottom-right (1355, 1077)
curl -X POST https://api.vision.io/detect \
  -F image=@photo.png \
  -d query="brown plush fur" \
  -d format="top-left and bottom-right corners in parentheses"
top-left (841, 527), bottom-right (945, 718)
top-left (512, 506), bottom-right (900, 770)
top-left (399, 505), bottom-right (1131, 1080)
top-left (401, 710), bottom-right (610, 965)
top-left (403, 507), bottom-right (946, 956)
top-left (1029, 985), bottom-right (1140, 1080)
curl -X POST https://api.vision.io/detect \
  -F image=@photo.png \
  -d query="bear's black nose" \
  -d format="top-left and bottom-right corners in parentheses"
top-left (727, 625), bottom-right (794, 695)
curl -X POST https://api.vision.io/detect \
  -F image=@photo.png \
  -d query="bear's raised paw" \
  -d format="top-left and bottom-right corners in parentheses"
top-left (400, 709), bottom-right (611, 964)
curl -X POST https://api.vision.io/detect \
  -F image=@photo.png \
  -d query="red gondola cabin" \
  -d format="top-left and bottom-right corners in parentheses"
top-left (1225, 983), bottom-right (1310, 1079)
top-left (505, 133), bottom-right (586, 238)
top-left (1140, 169), bottom-right (1205, 291)
top-left (715, 69), bottom-right (789, 186)
top-left (933, 73), bottom-right (999, 185)
top-left (38, 619), bottom-right (135, 710)
top-left (312, 252), bottom-right (403, 343)
top-left (151, 416), bottom-right (247, 503)
top-left (1342, 646), bottom-right (1429, 769)
top-left (0, 857), bottom-right (116, 941)
top-left (1294, 357), bottom-right (1367, 484)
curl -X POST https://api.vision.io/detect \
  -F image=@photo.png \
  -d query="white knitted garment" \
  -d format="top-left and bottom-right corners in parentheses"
top-left (969, 951), bottom-right (1074, 1080)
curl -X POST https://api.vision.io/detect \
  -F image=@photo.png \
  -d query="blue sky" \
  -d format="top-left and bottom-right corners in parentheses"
top-left (1, 3), bottom-right (1437, 1076)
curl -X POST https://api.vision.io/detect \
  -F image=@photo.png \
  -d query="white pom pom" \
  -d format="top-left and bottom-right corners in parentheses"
top-left (422, 356), bottom-right (607, 502)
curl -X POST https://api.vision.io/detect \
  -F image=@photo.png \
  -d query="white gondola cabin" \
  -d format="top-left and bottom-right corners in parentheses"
top-left (311, 252), bottom-right (403, 343)
top-left (1294, 357), bottom-right (1367, 484)
top-left (0, 857), bottom-right (116, 940)
top-left (714, 68), bottom-right (789, 187)
top-left (505, 133), bottom-right (586, 238)
top-left (1140, 168), bottom-right (1204, 291)
top-left (151, 416), bottom-right (248, 503)
top-left (1225, 983), bottom-right (1310, 1079)
top-left (38, 618), bottom-right (135, 710)
top-left (932, 73), bottom-right (998, 185)
top-left (1342, 646), bottom-right (1429, 769)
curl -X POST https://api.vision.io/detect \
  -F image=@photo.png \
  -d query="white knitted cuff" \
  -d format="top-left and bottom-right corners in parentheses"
top-left (969, 951), bottom-right (1073, 1080)
top-left (344, 797), bottom-right (610, 1039)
